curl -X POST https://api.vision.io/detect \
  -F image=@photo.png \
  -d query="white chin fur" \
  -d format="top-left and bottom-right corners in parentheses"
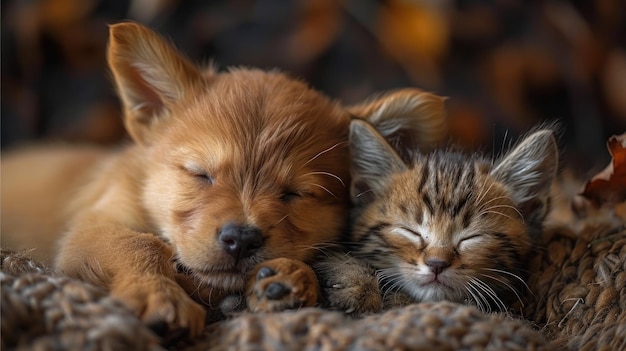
top-left (403, 274), bottom-right (466, 303)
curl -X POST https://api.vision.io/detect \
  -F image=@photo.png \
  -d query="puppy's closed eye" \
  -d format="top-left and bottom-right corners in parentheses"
top-left (183, 164), bottom-right (214, 185)
top-left (280, 191), bottom-right (301, 202)
top-left (194, 173), bottom-right (214, 185)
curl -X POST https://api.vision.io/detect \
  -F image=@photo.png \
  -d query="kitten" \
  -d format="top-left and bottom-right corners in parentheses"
top-left (317, 120), bottom-right (558, 314)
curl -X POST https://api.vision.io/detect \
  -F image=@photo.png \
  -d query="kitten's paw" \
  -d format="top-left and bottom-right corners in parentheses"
top-left (113, 275), bottom-right (206, 338)
top-left (322, 277), bottom-right (382, 316)
top-left (314, 256), bottom-right (382, 316)
top-left (382, 290), bottom-right (416, 309)
top-left (246, 258), bottom-right (319, 312)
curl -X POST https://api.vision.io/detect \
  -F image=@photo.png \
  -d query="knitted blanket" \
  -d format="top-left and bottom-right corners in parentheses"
top-left (2, 178), bottom-right (624, 350)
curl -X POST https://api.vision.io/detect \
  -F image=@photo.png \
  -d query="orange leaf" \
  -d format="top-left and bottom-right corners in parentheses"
top-left (581, 133), bottom-right (626, 206)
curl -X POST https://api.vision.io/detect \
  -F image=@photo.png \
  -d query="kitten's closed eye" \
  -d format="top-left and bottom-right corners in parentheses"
top-left (390, 227), bottom-right (424, 243)
top-left (457, 234), bottom-right (482, 251)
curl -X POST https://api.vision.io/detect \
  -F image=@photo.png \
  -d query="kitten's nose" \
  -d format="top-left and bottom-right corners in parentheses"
top-left (218, 223), bottom-right (264, 260)
top-left (426, 258), bottom-right (450, 275)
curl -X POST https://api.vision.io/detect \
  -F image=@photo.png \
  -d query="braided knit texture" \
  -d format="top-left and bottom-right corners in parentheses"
top-left (2, 198), bottom-right (624, 350)
top-left (195, 303), bottom-right (547, 351)
top-left (525, 224), bottom-right (625, 351)
top-left (1, 250), bottom-right (161, 351)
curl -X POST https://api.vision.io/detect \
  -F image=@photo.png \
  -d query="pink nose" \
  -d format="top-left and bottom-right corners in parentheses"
top-left (425, 258), bottom-right (450, 275)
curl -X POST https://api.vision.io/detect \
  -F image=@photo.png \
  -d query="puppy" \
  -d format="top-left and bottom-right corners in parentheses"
top-left (1, 22), bottom-right (446, 335)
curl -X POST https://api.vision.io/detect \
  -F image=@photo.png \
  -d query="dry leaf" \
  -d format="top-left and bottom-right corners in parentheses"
top-left (581, 133), bottom-right (626, 206)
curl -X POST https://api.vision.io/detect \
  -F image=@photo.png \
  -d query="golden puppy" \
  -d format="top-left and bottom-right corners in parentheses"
top-left (1, 22), bottom-right (446, 335)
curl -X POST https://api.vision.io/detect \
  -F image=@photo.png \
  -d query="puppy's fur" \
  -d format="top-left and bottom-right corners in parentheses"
top-left (1, 22), bottom-right (446, 334)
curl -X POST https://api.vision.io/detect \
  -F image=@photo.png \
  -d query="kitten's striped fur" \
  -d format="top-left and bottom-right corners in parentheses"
top-left (344, 121), bottom-right (558, 313)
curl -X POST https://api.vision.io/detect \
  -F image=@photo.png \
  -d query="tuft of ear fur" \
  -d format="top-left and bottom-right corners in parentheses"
top-left (491, 129), bottom-right (559, 238)
top-left (348, 89), bottom-right (447, 160)
top-left (349, 119), bottom-right (407, 205)
top-left (108, 22), bottom-right (205, 144)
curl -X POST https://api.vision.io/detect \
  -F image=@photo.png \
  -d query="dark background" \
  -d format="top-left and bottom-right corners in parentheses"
top-left (2, 0), bottom-right (625, 174)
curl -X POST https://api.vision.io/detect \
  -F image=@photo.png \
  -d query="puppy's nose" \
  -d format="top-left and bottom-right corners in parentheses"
top-left (218, 223), bottom-right (264, 260)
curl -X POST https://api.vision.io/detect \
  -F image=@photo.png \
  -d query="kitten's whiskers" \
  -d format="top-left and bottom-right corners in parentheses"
top-left (376, 269), bottom-right (407, 300)
top-left (466, 281), bottom-right (488, 312)
top-left (479, 195), bottom-right (512, 208)
top-left (481, 204), bottom-right (524, 222)
top-left (480, 273), bottom-right (524, 308)
top-left (469, 279), bottom-right (492, 312)
top-left (473, 278), bottom-right (508, 312)
top-left (484, 268), bottom-right (533, 296)
top-left (478, 210), bottom-right (518, 222)
top-left (473, 180), bottom-right (496, 210)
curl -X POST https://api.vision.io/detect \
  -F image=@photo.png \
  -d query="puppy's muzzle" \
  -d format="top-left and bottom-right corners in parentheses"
top-left (218, 223), bottom-right (264, 261)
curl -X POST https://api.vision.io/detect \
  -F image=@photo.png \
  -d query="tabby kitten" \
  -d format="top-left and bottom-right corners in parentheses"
top-left (341, 120), bottom-right (558, 313)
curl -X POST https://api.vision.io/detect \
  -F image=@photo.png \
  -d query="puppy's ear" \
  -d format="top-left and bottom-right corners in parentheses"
top-left (108, 22), bottom-right (204, 144)
top-left (348, 89), bottom-right (447, 160)
top-left (349, 119), bottom-right (407, 205)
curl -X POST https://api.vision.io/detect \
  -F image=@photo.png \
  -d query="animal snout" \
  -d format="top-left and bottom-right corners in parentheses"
top-left (218, 223), bottom-right (264, 261)
top-left (425, 258), bottom-right (450, 275)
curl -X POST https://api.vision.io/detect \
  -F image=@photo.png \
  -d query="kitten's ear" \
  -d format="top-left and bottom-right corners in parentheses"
top-left (350, 119), bottom-right (407, 205)
top-left (348, 89), bottom-right (447, 159)
top-left (491, 129), bottom-right (559, 229)
top-left (108, 22), bottom-right (205, 144)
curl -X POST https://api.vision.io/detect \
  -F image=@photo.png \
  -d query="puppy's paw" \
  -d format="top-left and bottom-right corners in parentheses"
top-left (246, 258), bottom-right (319, 312)
top-left (113, 275), bottom-right (206, 338)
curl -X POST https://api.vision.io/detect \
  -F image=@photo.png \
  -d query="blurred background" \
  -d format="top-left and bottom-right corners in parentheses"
top-left (2, 0), bottom-right (625, 174)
